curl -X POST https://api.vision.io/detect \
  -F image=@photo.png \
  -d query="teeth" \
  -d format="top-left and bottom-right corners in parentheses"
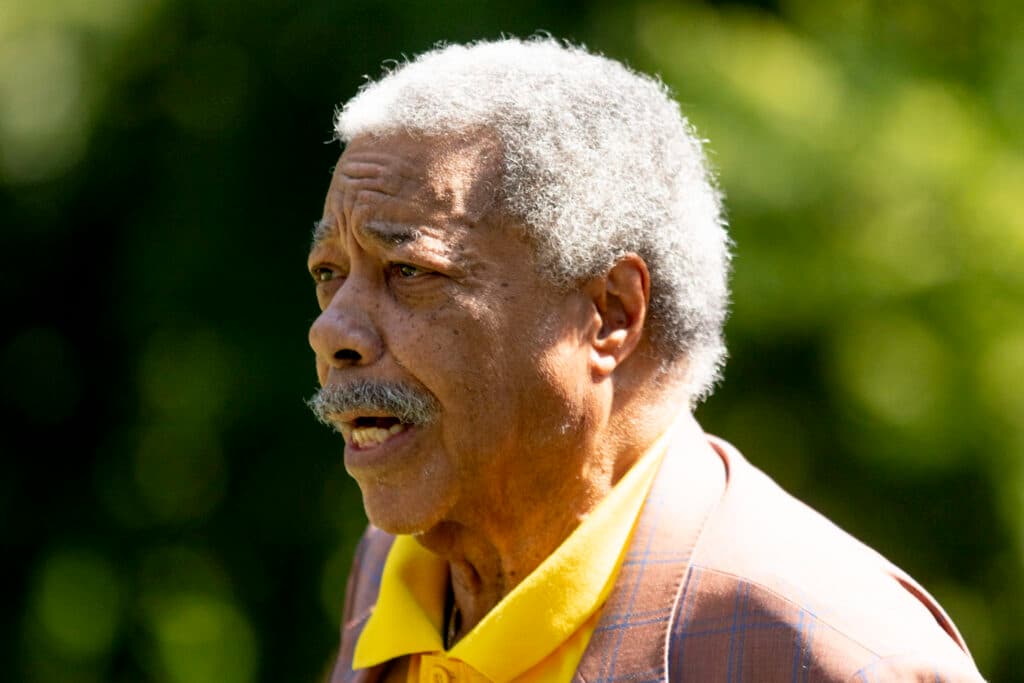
top-left (348, 423), bottom-right (407, 449)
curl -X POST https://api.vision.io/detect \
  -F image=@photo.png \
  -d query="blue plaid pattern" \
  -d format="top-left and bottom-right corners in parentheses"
top-left (573, 416), bottom-right (724, 683)
top-left (573, 429), bottom-right (983, 683)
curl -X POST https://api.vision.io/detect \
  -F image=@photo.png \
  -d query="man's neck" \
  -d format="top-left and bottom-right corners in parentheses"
top-left (415, 481), bottom-right (603, 640)
top-left (413, 390), bottom-right (690, 641)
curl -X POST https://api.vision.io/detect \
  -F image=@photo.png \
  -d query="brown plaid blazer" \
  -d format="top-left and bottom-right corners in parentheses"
top-left (330, 415), bottom-right (984, 682)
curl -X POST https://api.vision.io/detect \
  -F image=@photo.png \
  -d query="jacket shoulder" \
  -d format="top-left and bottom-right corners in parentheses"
top-left (666, 437), bottom-right (983, 682)
top-left (670, 564), bottom-right (984, 682)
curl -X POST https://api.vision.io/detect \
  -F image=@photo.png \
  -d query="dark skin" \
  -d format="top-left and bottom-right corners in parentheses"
top-left (307, 131), bottom-right (690, 644)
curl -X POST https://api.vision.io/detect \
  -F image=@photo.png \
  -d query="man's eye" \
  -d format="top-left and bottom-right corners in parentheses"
top-left (312, 267), bottom-right (336, 283)
top-left (392, 263), bottom-right (424, 278)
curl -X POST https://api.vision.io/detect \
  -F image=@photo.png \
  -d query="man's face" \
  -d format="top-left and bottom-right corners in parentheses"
top-left (307, 133), bottom-right (596, 535)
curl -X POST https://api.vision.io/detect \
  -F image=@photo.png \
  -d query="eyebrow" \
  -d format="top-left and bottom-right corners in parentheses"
top-left (310, 218), bottom-right (335, 250)
top-left (308, 218), bottom-right (422, 253)
top-left (359, 220), bottom-right (421, 247)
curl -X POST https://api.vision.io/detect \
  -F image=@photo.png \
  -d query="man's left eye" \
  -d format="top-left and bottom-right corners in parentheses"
top-left (392, 263), bottom-right (424, 278)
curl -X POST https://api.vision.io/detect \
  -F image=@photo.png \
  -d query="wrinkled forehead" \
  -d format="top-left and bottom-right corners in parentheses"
top-left (327, 131), bottom-right (504, 225)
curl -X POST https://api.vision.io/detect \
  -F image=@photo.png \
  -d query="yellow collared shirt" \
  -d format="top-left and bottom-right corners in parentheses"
top-left (353, 439), bottom-right (668, 683)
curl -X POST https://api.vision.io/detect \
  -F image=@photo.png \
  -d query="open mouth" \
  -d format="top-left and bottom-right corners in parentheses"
top-left (340, 415), bottom-right (410, 449)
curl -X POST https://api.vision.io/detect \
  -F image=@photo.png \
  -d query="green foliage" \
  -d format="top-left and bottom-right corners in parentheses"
top-left (2, 1), bottom-right (1020, 681)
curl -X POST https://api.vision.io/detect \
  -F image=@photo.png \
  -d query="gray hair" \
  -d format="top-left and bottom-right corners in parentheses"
top-left (335, 37), bottom-right (732, 401)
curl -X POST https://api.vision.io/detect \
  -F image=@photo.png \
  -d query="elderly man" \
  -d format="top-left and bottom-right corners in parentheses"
top-left (307, 38), bottom-right (983, 683)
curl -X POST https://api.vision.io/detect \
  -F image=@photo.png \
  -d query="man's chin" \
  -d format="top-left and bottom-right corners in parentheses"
top-left (359, 488), bottom-right (450, 537)
top-left (365, 511), bottom-right (432, 536)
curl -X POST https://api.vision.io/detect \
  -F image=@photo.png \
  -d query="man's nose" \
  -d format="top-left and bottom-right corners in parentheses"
top-left (308, 293), bottom-right (383, 370)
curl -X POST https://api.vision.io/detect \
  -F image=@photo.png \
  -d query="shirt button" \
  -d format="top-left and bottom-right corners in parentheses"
top-left (430, 664), bottom-right (453, 683)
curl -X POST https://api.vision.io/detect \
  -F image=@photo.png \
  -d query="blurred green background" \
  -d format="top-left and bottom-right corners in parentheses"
top-left (2, 0), bottom-right (1022, 681)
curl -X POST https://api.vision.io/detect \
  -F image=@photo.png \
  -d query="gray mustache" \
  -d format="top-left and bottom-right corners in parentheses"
top-left (306, 381), bottom-right (440, 428)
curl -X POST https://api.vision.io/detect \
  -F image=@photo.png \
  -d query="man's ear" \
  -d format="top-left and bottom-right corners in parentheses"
top-left (584, 254), bottom-right (650, 378)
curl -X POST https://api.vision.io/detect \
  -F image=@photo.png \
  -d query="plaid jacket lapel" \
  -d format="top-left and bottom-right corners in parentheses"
top-left (331, 529), bottom-right (395, 683)
top-left (574, 415), bottom-right (726, 683)
top-left (334, 613), bottom-right (384, 683)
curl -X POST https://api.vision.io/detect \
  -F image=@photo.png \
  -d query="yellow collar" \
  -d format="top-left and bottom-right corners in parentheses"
top-left (353, 437), bottom-right (670, 682)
